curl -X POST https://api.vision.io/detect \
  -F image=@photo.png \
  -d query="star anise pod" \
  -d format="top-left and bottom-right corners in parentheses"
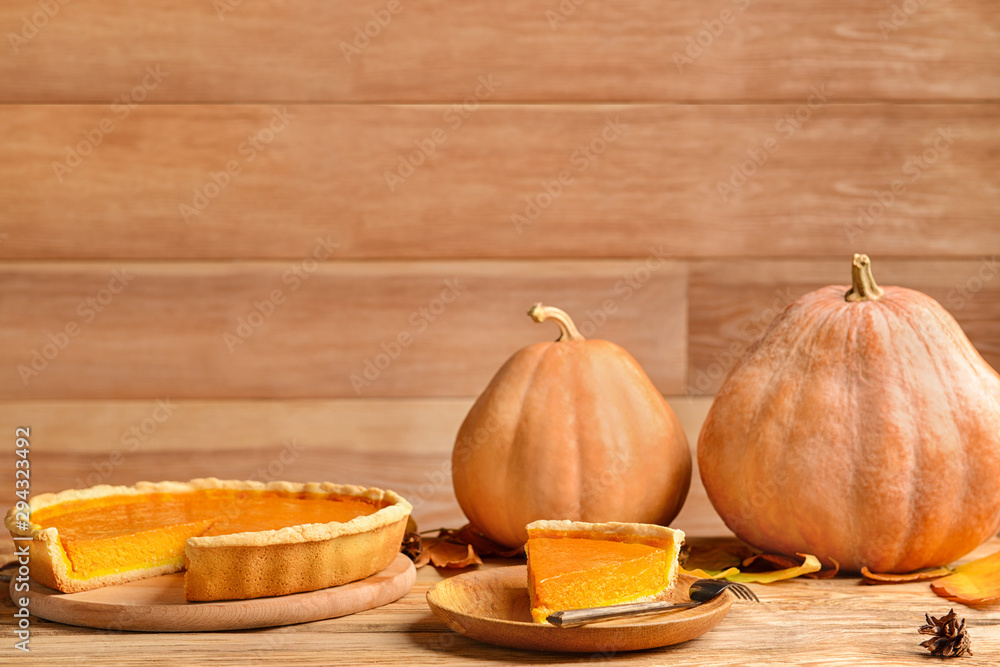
top-left (400, 531), bottom-right (424, 562)
top-left (919, 609), bottom-right (973, 658)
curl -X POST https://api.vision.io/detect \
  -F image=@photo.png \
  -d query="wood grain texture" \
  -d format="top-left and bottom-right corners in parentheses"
top-left (0, 260), bottom-right (687, 399)
top-left (1, 0), bottom-right (997, 103)
top-left (1, 105), bottom-right (998, 260)
top-left (0, 397), bottom-right (713, 454)
top-left (21, 554), bottom-right (416, 632)
top-left (689, 258), bottom-right (1000, 395)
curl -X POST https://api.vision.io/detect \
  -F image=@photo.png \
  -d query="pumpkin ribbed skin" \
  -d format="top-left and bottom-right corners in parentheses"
top-left (698, 262), bottom-right (1000, 573)
top-left (452, 308), bottom-right (691, 549)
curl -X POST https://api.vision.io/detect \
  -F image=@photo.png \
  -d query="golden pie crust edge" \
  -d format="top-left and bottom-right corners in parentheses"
top-left (526, 519), bottom-right (686, 547)
top-left (4, 478), bottom-right (413, 600)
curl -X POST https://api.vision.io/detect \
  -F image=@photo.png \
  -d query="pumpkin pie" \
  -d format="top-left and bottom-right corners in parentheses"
top-left (5, 478), bottom-right (412, 601)
top-left (525, 520), bottom-right (685, 623)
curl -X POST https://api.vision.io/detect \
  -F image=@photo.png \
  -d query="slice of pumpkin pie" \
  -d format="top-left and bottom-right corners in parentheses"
top-left (525, 520), bottom-right (685, 623)
top-left (5, 478), bottom-right (412, 601)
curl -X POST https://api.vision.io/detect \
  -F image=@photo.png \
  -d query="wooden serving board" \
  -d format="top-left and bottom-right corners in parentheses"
top-left (14, 553), bottom-right (415, 632)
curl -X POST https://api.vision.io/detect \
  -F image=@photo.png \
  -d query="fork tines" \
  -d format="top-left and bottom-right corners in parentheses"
top-left (727, 582), bottom-right (760, 602)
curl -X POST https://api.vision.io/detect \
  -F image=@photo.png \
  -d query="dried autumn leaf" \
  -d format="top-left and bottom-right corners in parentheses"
top-left (727, 553), bottom-right (822, 583)
top-left (413, 550), bottom-right (431, 569)
top-left (807, 561), bottom-right (840, 579)
top-left (931, 549), bottom-right (1000, 606)
top-left (450, 524), bottom-right (524, 558)
top-left (428, 541), bottom-right (483, 569)
top-left (684, 553), bottom-right (822, 583)
top-left (861, 565), bottom-right (952, 585)
top-left (740, 553), bottom-right (840, 579)
top-left (741, 553), bottom-right (801, 571)
top-left (681, 537), bottom-right (756, 572)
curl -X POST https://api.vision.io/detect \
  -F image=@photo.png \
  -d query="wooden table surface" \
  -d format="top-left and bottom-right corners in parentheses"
top-left (3, 450), bottom-right (1000, 666)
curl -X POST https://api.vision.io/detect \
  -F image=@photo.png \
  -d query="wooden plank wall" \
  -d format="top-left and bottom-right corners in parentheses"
top-left (1, 1), bottom-right (998, 533)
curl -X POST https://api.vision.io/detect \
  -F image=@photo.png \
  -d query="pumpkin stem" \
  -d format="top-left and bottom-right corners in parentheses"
top-left (528, 303), bottom-right (585, 341)
top-left (845, 253), bottom-right (885, 302)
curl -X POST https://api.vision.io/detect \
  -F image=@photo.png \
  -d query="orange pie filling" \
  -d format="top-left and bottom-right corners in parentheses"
top-left (30, 489), bottom-right (382, 582)
top-left (8, 480), bottom-right (412, 600)
top-left (525, 521), bottom-right (684, 623)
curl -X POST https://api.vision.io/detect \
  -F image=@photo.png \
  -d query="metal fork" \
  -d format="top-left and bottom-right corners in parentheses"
top-left (547, 578), bottom-right (759, 627)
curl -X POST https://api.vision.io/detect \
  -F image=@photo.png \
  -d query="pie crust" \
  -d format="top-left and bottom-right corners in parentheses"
top-left (5, 478), bottom-right (412, 601)
top-left (525, 519), bottom-right (685, 623)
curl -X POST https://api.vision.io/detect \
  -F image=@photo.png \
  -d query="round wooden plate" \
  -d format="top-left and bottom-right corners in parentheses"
top-left (14, 553), bottom-right (415, 632)
top-left (426, 567), bottom-right (732, 653)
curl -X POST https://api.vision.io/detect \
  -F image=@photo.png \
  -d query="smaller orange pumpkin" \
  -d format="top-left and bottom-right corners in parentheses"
top-left (451, 303), bottom-right (691, 548)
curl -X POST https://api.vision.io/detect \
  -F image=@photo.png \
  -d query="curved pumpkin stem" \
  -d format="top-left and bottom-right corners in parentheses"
top-left (845, 253), bottom-right (885, 302)
top-left (528, 303), bottom-right (585, 341)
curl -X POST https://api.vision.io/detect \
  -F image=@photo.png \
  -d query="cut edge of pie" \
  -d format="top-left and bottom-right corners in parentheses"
top-left (5, 478), bottom-right (412, 601)
top-left (525, 519), bottom-right (685, 624)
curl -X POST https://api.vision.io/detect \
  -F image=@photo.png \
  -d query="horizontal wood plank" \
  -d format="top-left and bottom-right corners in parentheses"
top-left (0, 397), bottom-right (720, 533)
top-left (1, 1), bottom-right (997, 103)
top-left (0, 397), bottom-right (712, 454)
top-left (0, 260), bottom-right (687, 399)
top-left (0, 396), bottom-right (720, 534)
top-left (689, 258), bottom-right (1000, 394)
top-left (1, 104), bottom-right (998, 260)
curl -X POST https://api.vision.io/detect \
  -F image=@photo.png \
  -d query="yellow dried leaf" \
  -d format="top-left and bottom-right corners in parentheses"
top-left (680, 566), bottom-right (741, 580)
top-left (931, 549), bottom-right (1000, 606)
top-left (683, 553), bottom-right (821, 583)
top-left (727, 553), bottom-right (821, 583)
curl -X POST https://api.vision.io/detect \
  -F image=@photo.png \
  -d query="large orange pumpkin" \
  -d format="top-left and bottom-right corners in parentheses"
top-left (698, 254), bottom-right (1000, 573)
top-left (452, 303), bottom-right (691, 548)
